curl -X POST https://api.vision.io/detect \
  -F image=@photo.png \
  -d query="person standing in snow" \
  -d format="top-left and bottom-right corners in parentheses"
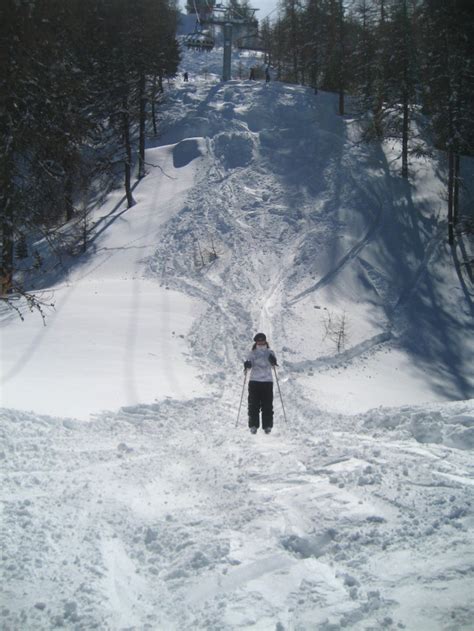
top-left (265, 66), bottom-right (271, 83)
top-left (243, 333), bottom-right (278, 434)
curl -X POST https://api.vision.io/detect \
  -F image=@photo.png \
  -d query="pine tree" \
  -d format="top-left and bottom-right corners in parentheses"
top-left (352, 1), bottom-right (378, 120)
top-left (420, 0), bottom-right (474, 243)
top-left (366, 0), bottom-right (418, 177)
top-left (1, 0), bottom-right (181, 302)
top-left (303, 0), bottom-right (324, 93)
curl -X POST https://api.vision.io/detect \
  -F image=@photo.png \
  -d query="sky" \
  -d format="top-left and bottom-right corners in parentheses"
top-left (251, 0), bottom-right (280, 21)
top-left (180, 0), bottom-right (281, 23)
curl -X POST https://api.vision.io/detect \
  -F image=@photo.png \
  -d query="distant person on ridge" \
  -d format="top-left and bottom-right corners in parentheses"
top-left (183, 71), bottom-right (189, 82)
top-left (265, 66), bottom-right (271, 83)
top-left (243, 333), bottom-right (278, 434)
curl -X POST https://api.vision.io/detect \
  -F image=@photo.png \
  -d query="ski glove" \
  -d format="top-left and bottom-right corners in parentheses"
top-left (244, 360), bottom-right (252, 370)
top-left (269, 354), bottom-right (278, 366)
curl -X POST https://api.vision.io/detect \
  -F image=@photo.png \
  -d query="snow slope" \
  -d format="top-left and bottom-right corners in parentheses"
top-left (1, 136), bottom-right (209, 419)
top-left (1, 46), bottom-right (474, 630)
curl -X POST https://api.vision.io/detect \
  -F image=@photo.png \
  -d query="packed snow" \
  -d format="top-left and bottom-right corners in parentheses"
top-left (1, 45), bottom-right (473, 630)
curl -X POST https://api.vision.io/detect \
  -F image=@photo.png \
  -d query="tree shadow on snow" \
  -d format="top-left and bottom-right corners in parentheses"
top-left (373, 151), bottom-right (474, 401)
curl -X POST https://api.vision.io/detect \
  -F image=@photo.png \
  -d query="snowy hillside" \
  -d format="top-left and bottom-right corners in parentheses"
top-left (1, 46), bottom-right (473, 630)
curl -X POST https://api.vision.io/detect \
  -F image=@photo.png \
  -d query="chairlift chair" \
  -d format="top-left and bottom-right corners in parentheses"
top-left (185, 0), bottom-right (216, 50)
top-left (184, 26), bottom-right (215, 50)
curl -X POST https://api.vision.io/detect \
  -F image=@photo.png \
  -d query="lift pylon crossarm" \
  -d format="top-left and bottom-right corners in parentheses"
top-left (185, 1), bottom-right (261, 78)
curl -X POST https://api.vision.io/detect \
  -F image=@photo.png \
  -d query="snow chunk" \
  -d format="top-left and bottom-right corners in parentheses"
top-left (117, 442), bottom-right (133, 454)
top-left (213, 132), bottom-right (254, 169)
top-left (62, 419), bottom-right (83, 430)
top-left (280, 530), bottom-right (336, 559)
top-left (216, 101), bottom-right (235, 119)
top-left (409, 412), bottom-right (443, 444)
top-left (446, 426), bottom-right (474, 450)
top-left (173, 137), bottom-right (205, 168)
top-left (363, 403), bottom-right (474, 450)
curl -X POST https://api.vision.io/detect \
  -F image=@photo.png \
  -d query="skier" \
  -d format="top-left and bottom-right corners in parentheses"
top-left (243, 333), bottom-right (278, 434)
top-left (183, 71), bottom-right (189, 82)
top-left (265, 66), bottom-right (271, 83)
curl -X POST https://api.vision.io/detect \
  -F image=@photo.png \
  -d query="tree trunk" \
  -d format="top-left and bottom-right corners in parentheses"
top-left (1, 197), bottom-right (14, 296)
top-left (447, 148), bottom-right (454, 245)
top-left (65, 174), bottom-right (74, 222)
top-left (338, 0), bottom-right (345, 116)
top-left (1, 147), bottom-right (14, 295)
top-left (82, 210), bottom-right (88, 253)
top-left (122, 98), bottom-right (135, 208)
top-left (310, 36), bottom-right (319, 94)
top-left (80, 170), bottom-right (90, 253)
top-left (453, 153), bottom-right (460, 226)
top-left (151, 75), bottom-right (158, 136)
top-left (401, 93), bottom-right (409, 178)
top-left (290, 0), bottom-right (298, 83)
top-left (138, 73), bottom-right (146, 180)
top-left (373, 0), bottom-right (387, 139)
top-left (401, 0), bottom-right (410, 178)
top-left (373, 96), bottom-right (384, 139)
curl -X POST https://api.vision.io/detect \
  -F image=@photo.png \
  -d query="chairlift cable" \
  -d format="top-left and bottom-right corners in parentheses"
top-left (193, 0), bottom-right (201, 25)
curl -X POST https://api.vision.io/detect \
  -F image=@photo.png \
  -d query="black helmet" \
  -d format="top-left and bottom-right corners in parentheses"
top-left (253, 332), bottom-right (267, 342)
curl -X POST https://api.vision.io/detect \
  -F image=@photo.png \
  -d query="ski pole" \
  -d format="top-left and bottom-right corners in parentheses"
top-left (235, 369), bottom-right (248, 427)
top-left (273, 365), bottom-right (288, 424)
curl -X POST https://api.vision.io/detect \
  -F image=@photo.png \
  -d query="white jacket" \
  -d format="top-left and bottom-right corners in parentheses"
top-left (246, 347), bottom-right (276, 382)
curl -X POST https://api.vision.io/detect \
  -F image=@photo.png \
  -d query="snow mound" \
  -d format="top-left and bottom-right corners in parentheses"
top-left (363, 401), bottom-right (474, 449)
top-left (281, 530), bottom-right (336, 559)
top-left (213, 131), bottom-right (254, 168)
top-left (2, 398), bottom-right (473, 630)
top-left (173, 137), bottom-right (206, 168)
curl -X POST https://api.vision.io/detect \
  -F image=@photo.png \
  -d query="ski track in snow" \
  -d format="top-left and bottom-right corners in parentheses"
top-left (1, 47), bottom-right (474, 630)
top-left (2, 398), bottom-right (474, 630)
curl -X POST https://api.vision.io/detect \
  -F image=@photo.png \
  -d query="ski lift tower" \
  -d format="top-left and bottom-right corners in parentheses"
top-left (201, 2), bottom-right (259, 81)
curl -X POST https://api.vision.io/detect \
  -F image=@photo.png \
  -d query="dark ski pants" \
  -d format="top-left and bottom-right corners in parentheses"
top-left (248, 380), bottom-right (273, 430)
